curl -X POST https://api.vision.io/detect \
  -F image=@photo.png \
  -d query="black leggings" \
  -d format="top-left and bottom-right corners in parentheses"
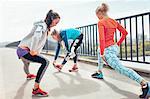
top-left (62, 34), bottom-right (83, 65)
top-left (22, 53), bottom-right (49, 83)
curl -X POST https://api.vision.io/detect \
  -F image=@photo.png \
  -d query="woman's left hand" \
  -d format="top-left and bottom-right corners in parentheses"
top-left (30, 50), bottom-right (38, 56)
top-left (115, 43), bottom-right (119, 46)
top-left (61, 41), bottom-right (65, 49)
top-left (101, 55), bottom-right (108, 65)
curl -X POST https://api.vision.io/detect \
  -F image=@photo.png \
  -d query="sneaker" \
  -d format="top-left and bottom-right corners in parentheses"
top-left (54, 64), bottom-right (62, 72)
top-left (91, 72), bottom-right (103, 79)
top-left (69, 67), bottom-right (78, 72)
top-left (139, 82), bottom-right (150, 98)
top-left (27, 74), bottom-right (36, 80)
top-left (32, 87), bottom-right (48, 97)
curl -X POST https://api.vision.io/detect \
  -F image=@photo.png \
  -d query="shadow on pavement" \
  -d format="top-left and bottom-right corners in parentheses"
top-left (50, 72), bottom-right (101, 97)
top-left (102, 80), bottom-right (139, 99)
top-left (13, 80), bottom-right (30, 99)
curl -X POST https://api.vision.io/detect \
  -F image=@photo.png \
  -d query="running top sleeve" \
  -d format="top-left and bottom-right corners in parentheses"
top-left (30, 25), bottom-right (43, 51)
top-left (116, 22), bottom-right (128, 46)
top-left (60, 31), bottom-right (70, 52)
top-left (98, 22), bottom-right (105, 55)
top-left (54, 42), bottom-right (61, 60)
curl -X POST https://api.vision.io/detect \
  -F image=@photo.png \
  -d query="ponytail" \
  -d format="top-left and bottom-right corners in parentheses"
top-left (44, 10), bottom-right (60, 28)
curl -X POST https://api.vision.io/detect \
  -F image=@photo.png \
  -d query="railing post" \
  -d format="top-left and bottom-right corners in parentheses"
top-left (142, 15), bottom-right (145, 62)
top-left (135, 16), bottom-right (139, 62)
top-left (129, 18), bottom-right (133, 61)
top-left (124, 19), bottom-right (127, 60)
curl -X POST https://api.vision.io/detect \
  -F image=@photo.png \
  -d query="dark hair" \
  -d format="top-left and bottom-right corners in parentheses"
top-left (44, 10), bottom-right (60, 28)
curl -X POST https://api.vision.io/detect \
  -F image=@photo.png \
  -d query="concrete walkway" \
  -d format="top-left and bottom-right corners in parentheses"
top-left (0, 48), bottom-right (150, 99)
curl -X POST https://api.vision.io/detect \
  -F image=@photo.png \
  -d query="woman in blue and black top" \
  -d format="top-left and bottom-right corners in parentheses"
top-left (51, 28), bottom-right (83, 72)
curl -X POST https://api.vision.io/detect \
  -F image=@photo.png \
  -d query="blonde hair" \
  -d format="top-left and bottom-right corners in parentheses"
top-left (96, 3), bottom-right (109, 15)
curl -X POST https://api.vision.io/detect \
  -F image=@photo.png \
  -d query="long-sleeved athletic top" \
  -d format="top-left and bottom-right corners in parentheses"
top-left (18, 20), bottom-right (48, 54)
top-left (54, 28), bottom-right (81, 60)
top-left (98, 17), bottom-right (128, 55)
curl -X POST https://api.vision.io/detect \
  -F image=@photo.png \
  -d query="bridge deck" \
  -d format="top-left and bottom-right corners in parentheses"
top-left (0, 48), bottom-right (150, 99)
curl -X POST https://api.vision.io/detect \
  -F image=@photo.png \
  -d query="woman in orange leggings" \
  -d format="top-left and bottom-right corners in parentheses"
top-left (91, 3), bottom-right (150, 98)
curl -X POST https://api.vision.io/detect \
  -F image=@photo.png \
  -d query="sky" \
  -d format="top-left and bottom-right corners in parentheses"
top-left (0, 0), bottom-right (150, 42)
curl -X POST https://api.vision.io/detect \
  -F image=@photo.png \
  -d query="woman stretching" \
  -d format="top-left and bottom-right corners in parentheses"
top-left (91, 3), bottom-right (150, 98)
top-left (17, 10), bottom-right (60, 96)
top-left (51, 28), bottom-right (83, 72)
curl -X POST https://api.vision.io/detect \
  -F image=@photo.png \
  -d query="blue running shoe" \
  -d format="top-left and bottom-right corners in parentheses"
top-left (91, 72), bottom-right (103, 79)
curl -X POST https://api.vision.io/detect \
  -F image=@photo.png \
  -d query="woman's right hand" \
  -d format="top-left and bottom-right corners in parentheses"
top-left (101, 55), bottom-right (108, 65)
top-left (53, 60), bottom-right (56, 65)
top-left (30, 50), bottom-right (38, 56)
top-left (115, 43), bottom-right (119, 47)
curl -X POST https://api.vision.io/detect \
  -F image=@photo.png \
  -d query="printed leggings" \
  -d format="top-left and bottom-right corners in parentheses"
top-left (98, 45), bottom-right (143, 84)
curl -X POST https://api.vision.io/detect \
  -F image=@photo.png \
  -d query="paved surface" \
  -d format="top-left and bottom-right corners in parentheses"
top-left (0, 48), bottom-right (150, 99)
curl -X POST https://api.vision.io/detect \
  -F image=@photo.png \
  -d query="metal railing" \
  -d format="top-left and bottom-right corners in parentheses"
top-left (76, 12), bottom-right (150, 64)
